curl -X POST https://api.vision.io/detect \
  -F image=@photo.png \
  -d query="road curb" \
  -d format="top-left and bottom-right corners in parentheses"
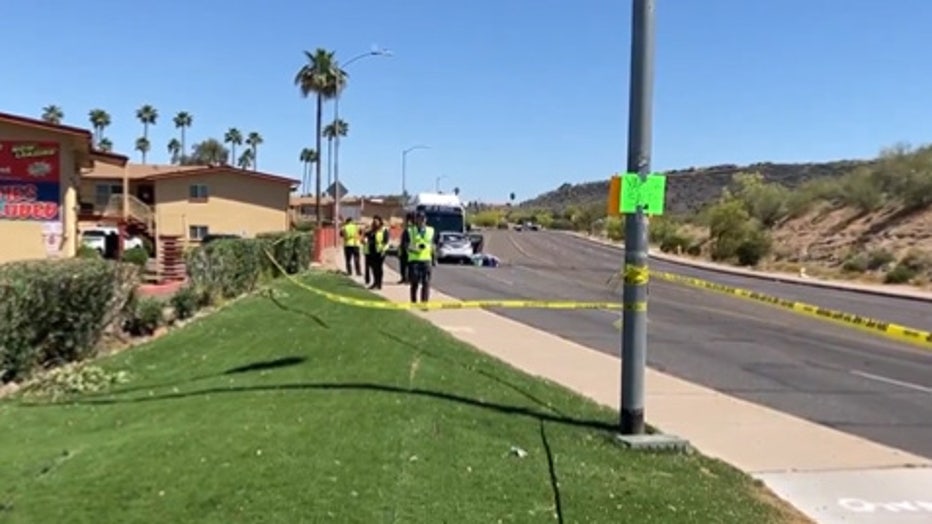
top-left (563, 231), bottom-right (932, 304)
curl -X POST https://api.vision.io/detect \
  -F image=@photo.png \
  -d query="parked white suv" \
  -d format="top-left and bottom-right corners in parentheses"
top-left (81, 226), bottom-right (144, 254)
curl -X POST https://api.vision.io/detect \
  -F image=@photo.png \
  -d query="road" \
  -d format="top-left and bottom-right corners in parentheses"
top-left (389, 230), bottom-right (932, 458)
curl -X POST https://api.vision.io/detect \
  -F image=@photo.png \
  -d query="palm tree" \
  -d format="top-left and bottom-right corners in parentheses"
top-left (167, 138), bottom-right (182, 164)
top-left (509, 192), bottom-right (516, 203)
top-left (136, 137), bottom-right (151, 164)
top-left (224, 128), bottom-right (243, 165)
top-left (299, 148), bottom-right (319, 194)
top-left (237, 148), bottom-right (255, 170)
top-left (41, 105), bottom-right (63, 124)
top-left (173, 111), bottom-right (193, 162)
top-left (322, 118), bottom-right (349, 189)
top-left (98, 138), bottom-right (114, 152)
top-left (454, 187), bottom-right (461, 196)
top-left (135, 104), bottom-right (158, 145)
top-left (88, 109), bottom-right (111, 143)
top-left (245, 132), bottom-right (263, 170)
top-left (295, 48), bottom-right (347, 224)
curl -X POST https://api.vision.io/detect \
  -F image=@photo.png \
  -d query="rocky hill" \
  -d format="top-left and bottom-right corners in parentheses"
top-left (521, 159), bottom-right (871, 215)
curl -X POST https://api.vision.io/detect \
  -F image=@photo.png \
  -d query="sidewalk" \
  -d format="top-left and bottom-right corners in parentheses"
top-left (325, 250), bottom-right (932, 523)
top-left (568, 232), bottom-right (932, 302)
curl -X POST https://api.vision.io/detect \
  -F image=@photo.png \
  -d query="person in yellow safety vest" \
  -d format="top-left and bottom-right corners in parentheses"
top-left (407, 211), bottom-right (435, 304)
top-left (363, 215), bottom-right (390, 290)
top-left (339, 217), bottom-right (362, 276)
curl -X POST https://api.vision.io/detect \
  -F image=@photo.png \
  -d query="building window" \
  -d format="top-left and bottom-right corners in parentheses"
top-left (189, 225), bottom-right (209, 241)
top-left (189, 184), bottom-right (209, 202)
top-left (94, 184), bottom-right (122, 208)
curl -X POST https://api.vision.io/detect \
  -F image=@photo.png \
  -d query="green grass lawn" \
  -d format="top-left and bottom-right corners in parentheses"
top-left (0, 272), bottom-right (802, 523)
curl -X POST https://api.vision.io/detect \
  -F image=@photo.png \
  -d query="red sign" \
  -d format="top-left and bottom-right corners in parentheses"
top-left (0, 141), bottom-right (61, 182)
top-left (0, 182), bottom-right (60, 220)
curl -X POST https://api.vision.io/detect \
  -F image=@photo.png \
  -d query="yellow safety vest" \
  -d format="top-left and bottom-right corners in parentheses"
top-left (342, 223), bottom-right (359, 247)
top-left (374, 228), bottom-right (389, 254)
top-left (407, 226), bottom-right (434, 262)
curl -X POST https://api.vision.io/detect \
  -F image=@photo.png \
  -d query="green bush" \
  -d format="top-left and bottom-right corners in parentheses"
top-left (258, 231), bottom-right (313, 276)
top-left (604, 216), bottom-right (624, 241)
top-left (884, 264), bottom-right (916, 284)
top-left (0, 259), bottom-right (138, 382)
top-left (496, 221), bottom-right (509, 229)
top-left (121, 246), bottom-right (149, 267)
top-left (549, 218), bottom-right (573, 230)
top-left (124, 296), bottom-right (164, 336)
top-left (76, 245), bottom-right (102, 259)
top-left (659, 233), bottom-right (692, 254)
top-left (866, 249), bottom-right (895, 271)
top-left (472, 210), bottom-right (502, 228)
top-left (841, 254), bottom-right (868, 273)
top-left (170, 286), bottom-right (200, 321)
top-left (293, 220), bottom-right (315, 232)
top-left (19, 362), bottom-right (129, 401)
top-left (734, 227), bottom-right (772, 267)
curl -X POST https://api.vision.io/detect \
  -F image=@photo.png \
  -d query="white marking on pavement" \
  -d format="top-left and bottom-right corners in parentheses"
top-left (850, 370), bottom-right (932, 394)
top-left (440, 326), bottom-right (475, 334)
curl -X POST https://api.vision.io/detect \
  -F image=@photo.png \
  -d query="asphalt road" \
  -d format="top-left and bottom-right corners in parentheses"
top-left (389, 230), bottom-right (932, 458)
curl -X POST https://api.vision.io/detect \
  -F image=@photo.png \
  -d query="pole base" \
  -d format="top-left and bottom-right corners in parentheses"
top-left (615, 433), bottom-right (690, 452)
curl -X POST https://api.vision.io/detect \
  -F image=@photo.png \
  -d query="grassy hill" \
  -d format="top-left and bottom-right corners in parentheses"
top-left (520, 159), bottom-right (870, 216)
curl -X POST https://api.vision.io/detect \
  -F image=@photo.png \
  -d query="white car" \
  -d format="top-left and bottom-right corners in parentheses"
top-left (81, 226), bottom-right (144, 254)
top-left (436, 232), bottom-right (474, 263)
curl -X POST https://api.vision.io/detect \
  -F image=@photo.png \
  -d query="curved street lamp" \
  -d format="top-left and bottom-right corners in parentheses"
top-left (332, 47), bottom-right (392, 228)
top-left (401, 144), bottom-right (430, 199)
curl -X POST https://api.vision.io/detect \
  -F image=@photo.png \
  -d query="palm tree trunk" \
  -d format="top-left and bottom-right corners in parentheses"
top-left (253, 146), bottom-right (258, 170)
top-left (326, 138), bottom-right (333, 189)
top-left (314, 94), bottom-right (323, 226)
top-left (181, 128), bottom-right (186, 162)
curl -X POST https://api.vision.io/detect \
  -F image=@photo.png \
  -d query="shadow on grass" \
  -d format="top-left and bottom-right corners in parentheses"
top-left (262, 290), bottom-right (330, 328)
top-left (224, 356), bottom-right (307, 375)
top-left (539, 420), bottom-right (564, 524)
top-left (23, 381), bottom-right (617, 434)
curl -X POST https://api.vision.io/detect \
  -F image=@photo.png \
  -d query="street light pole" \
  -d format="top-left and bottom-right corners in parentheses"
top-left (620, 0), bottom-right (655, 435)
top-left (332, 48), bottom-right (391, 235)
top-left (401, 145), bottom-right (429, 199)
top-left (435, 175), bottom-right (448, 192)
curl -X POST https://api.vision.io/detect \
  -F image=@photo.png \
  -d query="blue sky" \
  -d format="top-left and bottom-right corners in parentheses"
top-left (5, 0), bottom-right (932, 203)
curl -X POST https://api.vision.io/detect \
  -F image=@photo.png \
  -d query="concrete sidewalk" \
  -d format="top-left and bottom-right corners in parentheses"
top-left (326, 252), bottom-right (932, 523)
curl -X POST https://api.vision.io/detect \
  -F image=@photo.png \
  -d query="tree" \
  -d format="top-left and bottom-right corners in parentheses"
top-left (224, 128), bottom-right (243, 165)
top-left (186, 138), bottom-right (229, 165)
top-left (322, 118), bottom-right (349, 189)
top-left (237, 148), bottom-right (255, 170)
top-left (136, 105), bottom-right (158, 163)
top-left (173, 111), bottom-right (193, 163)
top-left (299, 148), bottom-right (319, 194)
top-left (135, 137), bottom-right (151, 164)
top-left (295, 48), bottom-right (347, 225)
top-left (88, 109), bottom-right (111, 143)
top-left (509, 192), bottom-right (516, 204)
top-left (167, 138), bottom-right (182, 164)
top-left (454, 187), bottom-right (460, 196)
top-left (245, 132), bottom-right (263, 170)
top-left (97, 138), bottom-right (113, 152)
top-left (41, 105), bottom-right (63, 124)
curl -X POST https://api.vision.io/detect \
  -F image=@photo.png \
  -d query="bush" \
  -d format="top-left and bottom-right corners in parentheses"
top-left (121, 246), bottom-right (148, 267)
top-left (19, 362), bottom-right (129, 401)
top-left (605, 216), bottom-right (624, 241)
top-left (0, 259), bottom-right (138, 382)
top-left (734, 227), bottom-right (772, 267)
top-left (186, 232), bottom-right (313, 301)
top-left (496, 221), bottom-right (509, 229)
top-left (123, 296), bottom-right (164, 336)
top-left (76, 245), bottom-right (102, 259)
top-left (841, 254), bottom-right (868, 273)
top-left (293, 219), bottom-right (315, 232)
top-left (659, 233), bottom-right (692, 254)
top-left (549, 218), bottom-right (574, 230)
top-left (866, 249), bottom-right (895, 271)
top-left (472, 210), bottom-right (502, 228)
top-left (170, 285), bottom-right (200, 321)
top-left (884, 264), bottom-right (916, 284)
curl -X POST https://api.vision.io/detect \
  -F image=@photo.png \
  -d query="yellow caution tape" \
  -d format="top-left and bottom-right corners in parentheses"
top-left (265, 250), bottom-right (624, 311)
top-left (624, 264), bottom-right (649, 286)
top-left (651, 270), bottom-right (932, 351)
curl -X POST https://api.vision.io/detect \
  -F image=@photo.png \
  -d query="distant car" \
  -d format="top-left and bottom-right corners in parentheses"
top-left (514, 223), bottom-right (524, 232)
top-left (436, 231), bottom-right (474, 263)
top-left (81, 226), bottom-right (143, 254)
top-left (526, 222), bottom-right (540, 231)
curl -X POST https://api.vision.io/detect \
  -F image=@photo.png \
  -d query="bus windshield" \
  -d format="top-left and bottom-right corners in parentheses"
top-left (424, 210), bottom-right (465, 234)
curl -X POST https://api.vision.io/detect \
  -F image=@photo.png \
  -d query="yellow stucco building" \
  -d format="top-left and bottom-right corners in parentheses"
top-left (0, 112), bottom-right (127, 264)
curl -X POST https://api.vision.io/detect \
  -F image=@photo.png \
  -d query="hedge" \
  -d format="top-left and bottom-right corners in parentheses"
top-left (185, 231), bottom-right (313, 300)
top-left (0, 259), bottom-right (138, 382)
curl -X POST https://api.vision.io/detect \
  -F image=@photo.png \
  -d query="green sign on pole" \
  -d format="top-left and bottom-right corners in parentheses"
top-left (620, 172), bottom-right (666, 215)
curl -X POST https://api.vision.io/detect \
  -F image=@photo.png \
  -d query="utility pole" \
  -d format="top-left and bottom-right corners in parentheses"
top-left (620, 0), bottom-right (655, 435)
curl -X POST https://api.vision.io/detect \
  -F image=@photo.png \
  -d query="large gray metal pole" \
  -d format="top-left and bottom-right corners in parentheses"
top-left (620, 0), bottom-right (655, 435)
top-left (333, 92), bottom-right (343, 230)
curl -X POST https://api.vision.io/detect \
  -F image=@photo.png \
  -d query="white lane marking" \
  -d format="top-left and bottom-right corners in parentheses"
top-left (850, 370), bottom-right (932, 394)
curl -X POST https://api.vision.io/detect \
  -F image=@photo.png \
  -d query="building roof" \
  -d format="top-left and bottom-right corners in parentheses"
top-left (0, 111), bottom-right (128, 167)
top-left (82, 162), bottom-right (298, 187)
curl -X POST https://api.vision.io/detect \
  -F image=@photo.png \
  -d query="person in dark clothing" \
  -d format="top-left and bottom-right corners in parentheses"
top-left (397, 212), bottom-right (415, 284)
top-left (364, 215), bottom-right (389, 290)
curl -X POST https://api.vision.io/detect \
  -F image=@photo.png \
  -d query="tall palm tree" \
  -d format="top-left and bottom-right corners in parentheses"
top-left (322, 118), bottom-right (349, 189)
top-left (136, 137), bottom-right (151, 164)
top-left (245, 132), bottom-right (263, 170)
top-left (41, 105), bottom-right (64, 124)
top-left (135, 105), bottom-right (158, 144)
top-left (98, 138), bottom-right (113, 152)
top-left (173, 111), bottom-right (193, 162)
top-left (237, 148), bottom-right (255, 170)
top-left (167, 138), bottom-right (182, 164)
top-left (88, 109), bottom-right (111, 143)
top-left (295, 48), bottom-right (347, 224)
top-left (224, 128), bottom-right (243, 165)
top-left (299, 148), bottom-right (318, 194)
